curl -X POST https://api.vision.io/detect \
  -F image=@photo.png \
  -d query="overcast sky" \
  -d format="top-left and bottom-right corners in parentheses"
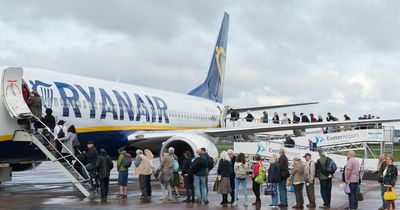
top-left (1, 0), bottom-right (400, 121)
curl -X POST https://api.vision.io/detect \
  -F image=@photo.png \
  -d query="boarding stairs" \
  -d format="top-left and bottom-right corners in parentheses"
top-left (13, 117), bottom-right (92, 197)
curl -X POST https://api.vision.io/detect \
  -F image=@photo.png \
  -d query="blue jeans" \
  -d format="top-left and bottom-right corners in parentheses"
top-left (235, 178), bottom-right (248, 203)
top-left (194, 175), bottom-right (207, 201)
top-left (381, 183), bottom-right (387, 208)
top-left (278, 178), bottom-right (288, 205)
top-left (271, 183), bottom-right (279, 205)
top-left (348, 183), bottom-right (358, 209)
top-left (320, 179), bottom-right (332, 207)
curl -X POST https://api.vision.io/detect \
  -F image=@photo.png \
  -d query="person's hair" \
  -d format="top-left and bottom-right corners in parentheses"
top-left (68, 125), bottom-right (76, 133)
top-left (144, 149), bottom-right (154, 159)
top-left (168, 147), bottom-right (175, 154)
top-left (99, 148), bottom-right (107, 155)
top-left (270, 154), bottom-right (277, 163)
top-left (236, 153), bottom-right (246, 164)
top-left (387, 154), bottom-right (395, 162)
top-left (136, 149), bottom-right (143, 155)
top-left (348, 150), bottom-right (355, 156)
top-left (45, 108), bottom-right (53, 115)
top-left (279, 148), bottom-right (285, 154)
top-left (220, 151), bottom-right (230, 161)
top-left (254, 154), bottom-right (261, 161)
top-left (184, 150), bottom-right (192, 158)
top-left (32, 91), bottom-right (40, 97)
top-left (227, 149), bottom-right (234, 155)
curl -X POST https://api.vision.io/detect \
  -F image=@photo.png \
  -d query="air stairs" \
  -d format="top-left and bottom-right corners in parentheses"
top-left (13, 117), bottom-right (92, 197)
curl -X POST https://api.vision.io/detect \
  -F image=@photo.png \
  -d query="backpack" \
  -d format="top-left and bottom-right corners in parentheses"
top-left (235, 163), bottom-right (247, 179)
top-left (123, 153), bottom-right (132, 168)
top-left (326, 157), bottom-right (337, 174)
top-left (172, 156), bottom-right (180, 172)
top-left (57, 126), bottom-right (65, 138)
top-left (208, 156), bottom-right (214, 171)
top-left (255, 162), bottom-right (266, 184)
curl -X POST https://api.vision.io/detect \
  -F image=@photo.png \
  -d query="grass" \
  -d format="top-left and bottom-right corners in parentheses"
top-left (216, 144), bottom-right (234, 154)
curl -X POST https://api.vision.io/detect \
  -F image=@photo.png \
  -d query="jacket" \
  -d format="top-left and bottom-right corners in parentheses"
top-left (43, 115), bottom-right (56, 131)
top-left (304, 160), bottom-right (316, 183)
top-left (217, 159), bottom-right (231, 177)
top-left (278, 154), bottom-right (289, 179)
top-left (383, 164), bottom-right (398, 187)
top-left (84, 146), bottom-right (98, 165)
top-left (96, 154), bottom-right (113, 179)
top-left (182, 156), bottom-right (194, 176)
top-left (253, 161), bottom-right (262, 177)
top-left (117, 150), bottom-right (128, 172)
top-left (290, 162), bottom-right (305, 184)
top-left (161, 154), bottom-right (173, 173)
top-left (59, 132), bottom-right (77, 154)
top-left (267, 163), bottom-right (281, 183)
top-left (27, 96), bottom-right (42, 118)
top-left (230, 155), bottom-right (236, 177)
top-left (293, 115), bottom-right (300, 123)
top-left (134, 154), bottom-right (153, 175)
top-left (378, 160), bottom-right (387, 183)
top-left (190, 155), bottom-right (207, 177)
top-left (316, 156), bottom-right (329, 180)
top-left (281, 116), bottom-right (290, 124)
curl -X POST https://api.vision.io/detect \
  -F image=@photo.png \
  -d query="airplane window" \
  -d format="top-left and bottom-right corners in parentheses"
top-left (82, 100), bottom-right (87, 109)
top-left (53, 98), bottom-right (58, 107)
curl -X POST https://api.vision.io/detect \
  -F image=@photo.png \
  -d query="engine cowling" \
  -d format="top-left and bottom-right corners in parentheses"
top-left (160, 134), bottom-right (218, 165)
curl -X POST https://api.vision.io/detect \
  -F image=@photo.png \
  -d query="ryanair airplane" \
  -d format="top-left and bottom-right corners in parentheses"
top-left (0, 13), bottom-right (397, 174)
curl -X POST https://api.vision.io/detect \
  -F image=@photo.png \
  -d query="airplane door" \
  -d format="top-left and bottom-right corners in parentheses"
top-left (1, 67), bottom-right (32, 119)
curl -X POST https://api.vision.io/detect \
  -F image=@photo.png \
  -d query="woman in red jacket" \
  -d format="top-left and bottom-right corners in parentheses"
top-left (252, 154), bottom-right (263, 206)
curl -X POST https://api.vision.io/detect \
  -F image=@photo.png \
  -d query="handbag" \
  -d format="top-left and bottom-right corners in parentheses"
top-left (213, 175), bottom-right (221, 192)
top-left (264, 184), bottom-right (277, 195)
top-left (344, 184), bottom-right (350, 194)
top-left (384, 186), bottom-right (397, 201)
top-left (358, 192), bottom-right (364, 201)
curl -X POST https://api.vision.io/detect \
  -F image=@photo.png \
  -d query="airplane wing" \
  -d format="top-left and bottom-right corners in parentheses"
top-left (231, 102), bottom-right (319, 113)
top-left (204, 118), bottom-right (400, 137)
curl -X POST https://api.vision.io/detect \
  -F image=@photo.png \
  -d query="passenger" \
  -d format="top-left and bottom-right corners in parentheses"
top-left (281, 113), bottom-right (290, 124)
top-left (82, 141), bottom-right (98, 172)
top-left (54, 120), bottom-right (67, 154)
top-left (382, 154), bottom-right (398, 210)
top-left (303, 153), bottom-right (316, 208)
top-left (317, 115), bottom-right (323, 122)
top-left (262, 111), bottom-right (269, 123)
top-left (344, 150), bottom-right (360, 210)
top-left (134, 149), bottom-right (153, 202)
top-left (96, 148), bottom-right (113, 201)
top-left (267, 154), bottom-right (280, 208)
top-left (344, 114), bottom-right (352, 131)
top-left (316, 149), bottom-right (333, 209)
top-left (217, 151), bottom-right (232, 206)
top-left (284, 134), bottom-right (295, 148)
top-left (272, 112), bottom-right (280, 124)
top-left (230, 109), bottom-right (240, 121)
top-left (181, 150), bottom-right (195, 203)
top-left (310, 113), bottom-right (317, 123)
top-left (160, 151), bottom-right (174, 201)
top-left (344, 114), bottom-right (351, 121)
top-left (22, 84), bottom-right (29, 103)
top-left (292, 112), bottom-right (300, 124)
top-left (376, 155), bottom-right (387, 210)
top-left (252, 154), bottom-right (263, 206)
top-left (58, 125), bottom-right (78, 164)
top-left (43, 108), bottom-right (56, 132)
top-left (168, 147), bottom-right (180, 198)
top-left (190, 148), bottom-right (208, 204)
top-left (277, 148), bottom-right (290, 207)
top-left (290, 157), bottom-right (305, 209)
top-left (326, 112), bottom-right (335, 122)
top-left (245, 110), bottom-right (254, 122)
top-left (27, 91), bottom-right (42, 130)
top-left (300, 113), bottom-right (310, 123)
top-left (227, 149), bottom-right (236, 204)
top-left (201, 147), bottom-right (214, 195)
top-left (233, 153), bottom-right (248, 207)
top-left (144, 149), bottom-right (155, 198)
top-left (117, 147), bottom-right (129, 198)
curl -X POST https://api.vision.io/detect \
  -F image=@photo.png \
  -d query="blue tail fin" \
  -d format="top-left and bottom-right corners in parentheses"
top-left (188, 12), bottom-right (229, 103)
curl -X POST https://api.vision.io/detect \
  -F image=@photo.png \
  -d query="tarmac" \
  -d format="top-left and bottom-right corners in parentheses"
top-left (0, 161), bottom-right (397, 210)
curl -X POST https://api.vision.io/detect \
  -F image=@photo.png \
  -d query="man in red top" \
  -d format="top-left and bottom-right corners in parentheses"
top-left (252, 154), bottom-right (263, 206)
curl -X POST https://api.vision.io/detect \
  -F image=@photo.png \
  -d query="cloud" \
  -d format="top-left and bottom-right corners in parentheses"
top-left (1, 0), bottom-right (400, 123)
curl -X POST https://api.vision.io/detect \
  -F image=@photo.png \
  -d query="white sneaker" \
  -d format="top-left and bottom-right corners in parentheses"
top-left (232, 202), bottom-right (238, 207)
top-left (160, 196), bottom-right (166, 201)
top-left (243, 202), bottom-right (248, 206)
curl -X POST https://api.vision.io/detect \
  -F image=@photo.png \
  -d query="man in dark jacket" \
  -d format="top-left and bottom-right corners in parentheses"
top-left (83, 141), bottom-right (98, 178)
top-left (292, 112), bottom-right (300, 124)
top-left (182, 150), bottom-right (195, 203)
top-left (277, 148), bottom-right (289, 207)
top-left (96, 149), bottom-right (113, 201)
top-left (284, 134), bottom-right (295, 148)
top-left (376, 155), bottom-right (387, 210)
top-left (300, 113), bottom-right (310, 123)
top-left (190, 148), bottom-right (208, 204)
top-left (227, 149), bottom-right (236, 203)
top-left (43, 108), bottom-right (56, 132)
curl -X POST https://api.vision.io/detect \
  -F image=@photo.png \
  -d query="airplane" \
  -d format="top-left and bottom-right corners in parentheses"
top-left (0, 12), bottom-right (398, 178)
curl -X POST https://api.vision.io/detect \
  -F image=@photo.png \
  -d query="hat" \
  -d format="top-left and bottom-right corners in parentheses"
top-left (87, 141), bottom-right (94, 145)
top-left (303, 153), bottom-right (311, 158)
